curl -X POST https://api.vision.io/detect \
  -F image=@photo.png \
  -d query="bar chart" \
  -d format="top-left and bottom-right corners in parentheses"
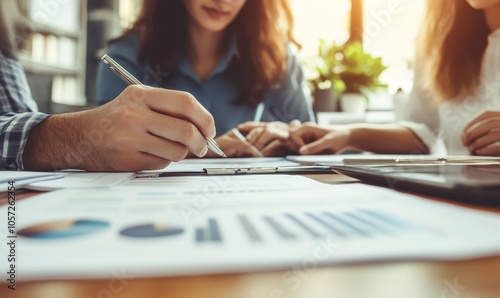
top-left (191, 208), bottom-right (421, 245)
top-left (195, 219), bottom-right (222, 243)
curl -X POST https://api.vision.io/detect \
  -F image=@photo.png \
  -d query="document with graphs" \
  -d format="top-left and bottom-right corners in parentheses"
top-left (2, 175), bottom-right (500, 280)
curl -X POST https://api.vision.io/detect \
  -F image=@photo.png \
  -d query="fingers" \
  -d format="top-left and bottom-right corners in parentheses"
top-left (467, 131), bottom-right (500, 154)
top-left (475, 145), bottom-right (500, 156)
top-left (72, 86), bottom-right (214, 171)
top-left (299, 137), bottom-right (334, 155)
top-left (245, 126), bottom-right (264, 142)
top-left (463, 110), bottom-right (500, 133)
top-left (462, 117), bottom-right (500, 145)
top-left (237, 121), bottom-right (265, 133)
top-left (289, 120), bottom-right (302, 130)
top-left (289, 129), bottom-right (307, 149)
top-left (236, 143), bottom-right (261, 157)
top-left (231, 131), bottom-right (262, 157)
top-left (261, 140), bottom-right (288, 157)
top-left (252, 129), bottom-right (276, 150)
top-left (145, 110), bottom-right (208, 157)
top-left (138, 134), bottom-right (190, 162)
top-left (246, 127), bottom-right (273, 150)
top-left (115, 86), bottom-right (214, 157)
top-left (246, 123), bottom-right (289, 150)
top-left (228, 138), bottom-right (260, 158)
top-left (289, 123), bottom-right (321, 149)
top-left (205, 133), bottom-right (258, 158)
top-left (130, 152), bottom-right (172, 171)
top-left (103, 152), bottom-right (171, 172)
top-left (123, 86), bottom-right (216, 138)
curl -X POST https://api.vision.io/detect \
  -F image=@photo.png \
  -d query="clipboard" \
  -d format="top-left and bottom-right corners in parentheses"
top-left (137, 157), bottom-right (334, 177)
top-left (138, 165), bottom-right (334, 177)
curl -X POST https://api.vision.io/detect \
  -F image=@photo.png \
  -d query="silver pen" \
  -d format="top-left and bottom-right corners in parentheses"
top-left (231, 128), bottom-right (264, 157)
top-left (101, 54), bottom-right (226, 158)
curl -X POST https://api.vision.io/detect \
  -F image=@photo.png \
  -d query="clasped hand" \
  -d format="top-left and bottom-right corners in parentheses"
top-left (462, 110), bottom-right (500, 156)
top-left (210, 120), bottom-right (352, 157)
top-left (205, 121), bottom-right (293, 157)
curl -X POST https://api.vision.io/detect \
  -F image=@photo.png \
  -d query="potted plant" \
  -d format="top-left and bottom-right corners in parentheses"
top-left (303, 40), bottom-right (387, 114)
top-left (333, 42), bottom-right (388, 113)
top-left (302, 39), bottom-right (344, 113)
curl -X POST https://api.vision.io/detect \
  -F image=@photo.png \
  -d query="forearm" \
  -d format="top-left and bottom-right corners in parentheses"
top-left (347, 124), bottom-right (429, 154)
top-left (23, 111), bottom-right (91, 171)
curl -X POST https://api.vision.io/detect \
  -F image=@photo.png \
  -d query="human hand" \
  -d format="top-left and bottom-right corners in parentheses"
top-left (237, 121), bottom-right (291, 156)
top-left (462, 110), bottom-right (500, 156)
top-left (204, 129), bottom-right (261, 158)
top-left (288, 121), bottom-right (351, 155)
top-left (23, 86), bottom-right (216, 171)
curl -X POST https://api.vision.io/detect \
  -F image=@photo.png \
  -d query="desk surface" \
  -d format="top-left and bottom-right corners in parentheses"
top-left (1, 174), bottom-right (500, 298)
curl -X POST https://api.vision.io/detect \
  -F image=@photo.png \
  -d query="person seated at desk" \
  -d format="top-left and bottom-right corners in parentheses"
top-left (288, 0), bottom-right (500, 157)
top-left (96, 0), bottom-right (314, 158)
top-left (0, 51), bottom-right (215, 171)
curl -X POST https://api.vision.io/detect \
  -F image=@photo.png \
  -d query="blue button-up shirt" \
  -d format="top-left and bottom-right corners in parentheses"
top-left (97, 33), bottom-right (314, 136)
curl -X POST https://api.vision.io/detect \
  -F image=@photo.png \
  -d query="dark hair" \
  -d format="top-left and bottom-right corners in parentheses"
top-left (419, 0), bottom-right (490, 101)
top-left (116, 0), bottom-right (298, 106)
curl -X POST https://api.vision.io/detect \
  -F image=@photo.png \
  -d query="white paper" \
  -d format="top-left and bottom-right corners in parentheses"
top-left (25, 172), bottom-right (135, 191)
top-left (0, 171), bottom-right (66, 189)
top-left (140, 157), bottom-right (300, 175)
top-left (3, 175), bottom-right (500, 281)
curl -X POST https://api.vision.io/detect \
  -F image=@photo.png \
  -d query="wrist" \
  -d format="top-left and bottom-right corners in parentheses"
top-left (344, 125), bottom-right (367, 151)
top-left (23, 112), bottom-right (87, 171)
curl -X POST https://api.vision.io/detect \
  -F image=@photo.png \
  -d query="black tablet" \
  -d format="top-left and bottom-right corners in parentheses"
top-left (330, 164), bottom-right (500, 206)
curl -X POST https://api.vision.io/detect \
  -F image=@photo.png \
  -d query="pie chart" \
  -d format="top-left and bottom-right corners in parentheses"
top-left (18, 219), bottom-right (110, 239)
top-left (120, 223), bottom-right (184, 238)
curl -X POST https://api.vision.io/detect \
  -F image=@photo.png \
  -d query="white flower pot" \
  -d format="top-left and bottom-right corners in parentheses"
top-left (340, 93), bottom-right (367, 114)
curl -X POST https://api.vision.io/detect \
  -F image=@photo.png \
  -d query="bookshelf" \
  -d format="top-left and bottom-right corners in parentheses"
top-left (18, 0), bottom-right (88, 113)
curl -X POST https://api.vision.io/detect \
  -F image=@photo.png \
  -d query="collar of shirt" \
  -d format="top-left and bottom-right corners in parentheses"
top-left (177, 37), bottom-right (240, 84)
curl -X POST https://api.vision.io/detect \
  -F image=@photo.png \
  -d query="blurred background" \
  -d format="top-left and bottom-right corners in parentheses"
top-left (11, 0), bottom-right (424, 120)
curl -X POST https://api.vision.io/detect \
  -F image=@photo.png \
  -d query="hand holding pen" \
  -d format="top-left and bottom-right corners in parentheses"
top-left (101, 54), bottom-right (226, 158)
top-left (237, 121), bottom-right (292, 156)
top-left (231, 128), bottom-right (264, 157)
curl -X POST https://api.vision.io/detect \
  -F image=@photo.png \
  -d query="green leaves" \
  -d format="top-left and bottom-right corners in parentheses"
top-left (303, 40), bottom-right (388, 97)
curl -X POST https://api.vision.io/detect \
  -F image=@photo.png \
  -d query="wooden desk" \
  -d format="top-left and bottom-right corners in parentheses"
top-left (1, 174), bottom-right (500, 298)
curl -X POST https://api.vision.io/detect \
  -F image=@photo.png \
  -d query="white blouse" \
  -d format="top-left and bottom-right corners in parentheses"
top-left (401, 28), bottom-right (500, 155)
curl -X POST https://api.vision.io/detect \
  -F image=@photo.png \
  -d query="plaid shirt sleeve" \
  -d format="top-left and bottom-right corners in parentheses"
top-left (0, 53), bottom-right (49, 170)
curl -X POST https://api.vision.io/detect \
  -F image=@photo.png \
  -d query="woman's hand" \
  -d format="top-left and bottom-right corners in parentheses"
top-left (288, 121), bottom-right (351, 155)
top-left (203, 129), bottom-right (262, 158)
top-left (237, 121), bottom-right (292, 156)
top-left (462, 110), bottom-right (500, 156)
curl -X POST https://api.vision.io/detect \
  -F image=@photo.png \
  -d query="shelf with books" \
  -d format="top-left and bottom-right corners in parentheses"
top-left (19, 53), bottom-right (79, 76)
top-left (18, 0), bottom-right (87, 111)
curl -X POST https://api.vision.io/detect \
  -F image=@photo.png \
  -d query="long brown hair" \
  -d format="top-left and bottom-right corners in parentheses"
top-left (419, 0), bottom-right (490, 101)
top-left (117, 0), bottom-right (298, 106)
